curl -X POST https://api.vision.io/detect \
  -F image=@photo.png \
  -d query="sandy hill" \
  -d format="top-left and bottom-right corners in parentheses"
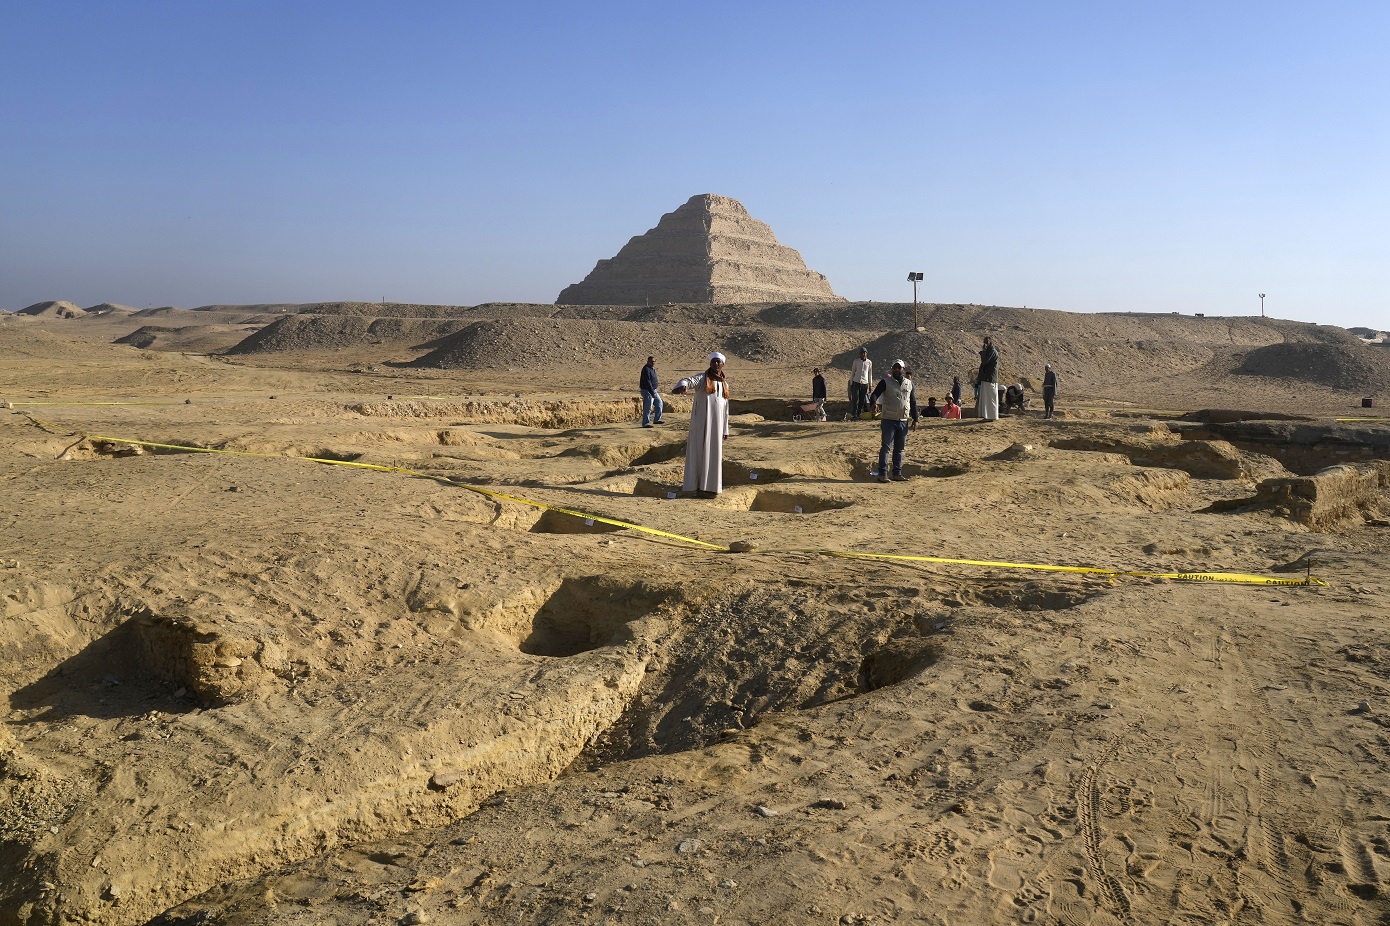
top-left (218, 301), bottom-right (1390, 398)
top-left (127, 306), bottom-right (285, 326)
top-left (112, 325), bottom-right (256, 353)
top-left (81, 303), bottom-right (138, 315)
top-left (225, 313), bottom-right (475, 354)
top-left (411, 317), bottom-right (868, 370)
top-left (17, 300), bottom-right (86, 319)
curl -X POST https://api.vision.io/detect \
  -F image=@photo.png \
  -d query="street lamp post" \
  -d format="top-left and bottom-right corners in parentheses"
top-left (907, 272), bottom-right (924, 329)
top-left (1259, 293), bottom-right (1266, 317)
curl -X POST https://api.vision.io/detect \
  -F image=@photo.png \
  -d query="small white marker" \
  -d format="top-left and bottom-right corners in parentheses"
top-left (666, 492), bottom-right (677, 500)
top-left (584, 518), bottom-right (594, 526)
top-left (793, 505), bottom-right (804, 514)
top-left (749, 472), bottom-right (759, 480)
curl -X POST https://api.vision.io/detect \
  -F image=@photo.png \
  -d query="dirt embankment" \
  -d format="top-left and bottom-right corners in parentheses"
top-left (226, 315), bottom-right (474, 354)
top-left (412, 317), bottom-right (869, 370)
top-left (15, 298), bottom-right (1390, 400)
top-left (211, 302), bottom-right (1390, 399)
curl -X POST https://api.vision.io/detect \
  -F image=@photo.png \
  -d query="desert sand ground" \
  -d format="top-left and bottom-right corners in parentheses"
top-left (2, 304), bottom-right (1389, 926)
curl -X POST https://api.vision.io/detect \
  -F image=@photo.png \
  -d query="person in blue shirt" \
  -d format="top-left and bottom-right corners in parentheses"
top-left (639, 356), bottom-right (664, 427)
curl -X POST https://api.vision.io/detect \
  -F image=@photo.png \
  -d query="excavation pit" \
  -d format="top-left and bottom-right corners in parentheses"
top-left (747, 490), bottom-right (852, 514)
top-left (721, 462), bottom-right (790, 486)
top-left (578, 585), bottom-right (955, 765)
top-left (629, 442), bottom-right (687, 466)
top-left (949, 580), bottom-right (1103, 612)
top-left (517, 576), bottom-right (676, 658)
top-left (858, 639), bottom-right (943, 692)
top-left (631, 477), bottom-right (683, 499)
top-left (528, 509), bottom-right (626, 535)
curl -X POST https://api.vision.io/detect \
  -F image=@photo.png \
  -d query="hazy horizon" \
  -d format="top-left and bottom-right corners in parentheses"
top-left (2, 2), bottom-right (1386, 331)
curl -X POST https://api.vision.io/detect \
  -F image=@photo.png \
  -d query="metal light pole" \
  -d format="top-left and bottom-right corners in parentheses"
top-left (1259, 293), bottom-right (1266, 317)
top-left (907, 272), bottom-right (924, 329)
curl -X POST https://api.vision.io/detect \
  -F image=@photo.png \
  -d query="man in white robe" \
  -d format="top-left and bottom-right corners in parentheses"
top-left (975, 336), bottom-right (1000, 421)
top-left (671, 352), bottom-right (731, 496)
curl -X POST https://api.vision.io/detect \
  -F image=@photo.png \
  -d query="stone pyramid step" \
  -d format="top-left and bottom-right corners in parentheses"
top-left (557, 194), bottom-right (843, 306)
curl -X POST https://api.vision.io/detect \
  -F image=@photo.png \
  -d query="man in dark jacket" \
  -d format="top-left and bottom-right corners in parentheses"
top-left (975, 337), bottom-right (1000, 421)
top-left (640, 356), bottom-right (664, 427)
top-left (811, 367), bottom-right (827, 421)
top-left (1042, 363), bottom-right (1059, 419)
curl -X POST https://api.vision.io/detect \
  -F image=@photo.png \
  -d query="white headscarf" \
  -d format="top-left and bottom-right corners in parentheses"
top-left (709, 352), bottom-right (726, 363)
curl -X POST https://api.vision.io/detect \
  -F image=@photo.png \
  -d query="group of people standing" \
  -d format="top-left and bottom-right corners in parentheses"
top-left (968, 337), bottom-right (1060, 421)
top-left (638, 338), bottom-right (1060, 497)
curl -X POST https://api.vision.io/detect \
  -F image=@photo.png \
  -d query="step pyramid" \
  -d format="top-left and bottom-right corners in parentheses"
top-left (556, 194), bottom-right (843, 305)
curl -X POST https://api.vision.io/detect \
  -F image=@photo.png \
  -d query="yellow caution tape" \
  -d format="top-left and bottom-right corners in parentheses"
top-left (459, 485), bottom-right (726, 549)
top-left (20, 418), bottom-right (1330, 586)
top-left (18, 413), bottom-right (77, 435)
top-left (79, 434), bottom-right (726, 550)
top-left (813, 550), bottom-right (1327, 587)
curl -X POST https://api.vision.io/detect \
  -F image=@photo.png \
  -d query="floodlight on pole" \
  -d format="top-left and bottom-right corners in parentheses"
top-left (1259, 293), bottom-right (1266, 317)
top-left (907, 272), bottom-right (924, 329)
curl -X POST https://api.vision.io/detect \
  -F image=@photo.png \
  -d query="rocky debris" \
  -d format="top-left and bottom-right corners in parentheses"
top-left (130, 605), bottom-right (288, 704)
top-left (1206, 461), bottom-right (1390, 528)
top-left (557, 194), bottom-right (843, 305)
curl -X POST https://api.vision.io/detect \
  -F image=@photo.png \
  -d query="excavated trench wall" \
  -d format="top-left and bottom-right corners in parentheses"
top-left (1234, 461), bottom-right (1390, 527)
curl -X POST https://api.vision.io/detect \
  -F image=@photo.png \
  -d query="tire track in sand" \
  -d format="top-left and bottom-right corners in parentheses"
top-left (1075, 727), bottom-right (1137, 925)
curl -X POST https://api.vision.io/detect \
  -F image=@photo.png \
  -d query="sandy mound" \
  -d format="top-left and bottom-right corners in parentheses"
top-left (225, 314), bottom-right (473, 354)
top-left (114, 326), bottom-right (187, 349)
top-left (1237, 341), bottom-right (1390, 392)
top-left (270, 301), bottom-right (483, 319)
top-left (411, 317), bottom-right (867, 370)
top-left (17, 301), bottom-right (85, 319)
top-left (81, 303), bottom-right (138, 315)
top-left (215, 301), bottom-right (1390, 403)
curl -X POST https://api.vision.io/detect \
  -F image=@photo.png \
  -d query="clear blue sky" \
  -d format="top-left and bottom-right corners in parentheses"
top-left (2, 1), bottom-right (1386, 329)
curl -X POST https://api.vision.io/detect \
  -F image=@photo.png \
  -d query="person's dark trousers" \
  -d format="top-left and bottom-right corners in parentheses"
top-left (850, 382), bottom-right (869, 418)
top-left (878, 419), bottom-right (909, 477)
top-left (1043, 387), bottom-right (1056, 419)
